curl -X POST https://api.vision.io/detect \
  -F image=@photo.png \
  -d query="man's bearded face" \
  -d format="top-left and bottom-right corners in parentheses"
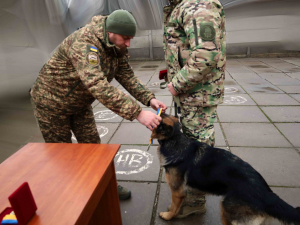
top-left (108, 33), bottom-right (133, 57)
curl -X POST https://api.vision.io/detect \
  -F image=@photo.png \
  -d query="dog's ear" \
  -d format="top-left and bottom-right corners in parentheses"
top-left (162, 123), bottom-right (174, 137)
top-left (156, 121), bottom-right (164, 134)
top-left (156, 119), bottom-right (173, 136)
top-left (160, 113), bottom-right (167, 119)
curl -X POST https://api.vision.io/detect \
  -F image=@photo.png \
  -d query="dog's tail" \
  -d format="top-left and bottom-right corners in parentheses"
top-left (264, 192), bottom-right (300, 224)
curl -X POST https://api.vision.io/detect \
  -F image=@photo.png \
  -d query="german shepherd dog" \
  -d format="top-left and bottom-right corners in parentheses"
top-left (151, 113), bottom-right (300, 225)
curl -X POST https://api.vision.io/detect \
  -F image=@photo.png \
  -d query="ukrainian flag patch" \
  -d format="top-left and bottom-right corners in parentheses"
top-left (90, 46), bottom-right (98, 52)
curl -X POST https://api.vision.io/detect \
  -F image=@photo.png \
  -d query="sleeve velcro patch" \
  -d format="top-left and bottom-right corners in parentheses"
top-left (200, 22), bottom-right (216, 42)
top-left (167, 22), bottom-right (176, 27)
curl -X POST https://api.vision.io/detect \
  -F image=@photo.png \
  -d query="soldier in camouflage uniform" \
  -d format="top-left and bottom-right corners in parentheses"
top-left (30, 10), bottom-right (167, 200)
top-left (163, 0), bottom-right (226, 218)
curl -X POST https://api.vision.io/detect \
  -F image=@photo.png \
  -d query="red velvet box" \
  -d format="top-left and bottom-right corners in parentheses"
top-left (159, 69), bottom-right (168, 80)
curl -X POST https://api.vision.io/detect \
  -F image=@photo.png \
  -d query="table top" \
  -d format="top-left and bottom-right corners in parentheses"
top-left (0, 143), bottom-right (120, 225)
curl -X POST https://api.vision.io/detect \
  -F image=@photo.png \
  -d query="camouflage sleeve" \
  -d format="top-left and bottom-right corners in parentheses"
top-left (68, 43), bottom-right (142, 121)
top-left (172, 6), bottom-right (224, 93)
top-left (115, 55), bottom-right (155, 106)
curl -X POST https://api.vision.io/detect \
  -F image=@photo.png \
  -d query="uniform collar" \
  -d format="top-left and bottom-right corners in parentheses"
top-left (168, 0), bottom-right (182, 6)
top-left (103, 18), bottom-right (116, 49)
top-left (163, 0), bottom-right (182, 14)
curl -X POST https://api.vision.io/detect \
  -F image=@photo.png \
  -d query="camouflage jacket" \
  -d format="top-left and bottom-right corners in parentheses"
top-left (31, 16), bottom-right (155, 121)
top-left (163, 0), bottom-right (226, 107)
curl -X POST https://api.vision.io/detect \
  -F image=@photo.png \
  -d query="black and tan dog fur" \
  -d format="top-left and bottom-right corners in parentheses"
top-left (151, 113), bottom-right (300, 225)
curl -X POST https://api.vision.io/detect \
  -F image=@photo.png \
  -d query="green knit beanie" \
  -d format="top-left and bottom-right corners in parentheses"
top-left (106, 10), bottom-right (137, 37)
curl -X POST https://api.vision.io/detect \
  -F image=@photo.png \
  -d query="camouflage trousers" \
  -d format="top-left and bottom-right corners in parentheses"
top-left (179, 104), bottom-right (218, 208)
top-left (32, 100), bottom-right (100, 143)
top-left (181, 105), bottom-right (217, 147)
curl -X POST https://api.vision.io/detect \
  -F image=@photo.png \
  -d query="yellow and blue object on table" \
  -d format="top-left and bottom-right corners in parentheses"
top-left (1, 212), bottom-right (18, 224)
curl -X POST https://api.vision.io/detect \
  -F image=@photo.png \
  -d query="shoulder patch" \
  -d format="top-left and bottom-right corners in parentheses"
top-left (86, 45), bottom-right (98, 53)
top-left (167, 22), bottom-right (176, 27)
top-left (200, 22), bottom-right (216, 42)
top-left (86, 52), bottom-right (100, 67)
top-left (90, 46), bottom-right (98, 52)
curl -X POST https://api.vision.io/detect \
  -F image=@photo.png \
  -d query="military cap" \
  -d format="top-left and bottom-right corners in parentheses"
top-left (106, 9), bottom-right (137, 37)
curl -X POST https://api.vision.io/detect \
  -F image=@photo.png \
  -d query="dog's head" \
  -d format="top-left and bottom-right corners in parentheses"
top-left (151, 113), bottom-right (181, 141)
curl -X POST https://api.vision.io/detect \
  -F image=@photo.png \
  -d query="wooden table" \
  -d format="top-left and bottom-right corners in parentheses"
top-left (0, 143), bottom-right (122, 225)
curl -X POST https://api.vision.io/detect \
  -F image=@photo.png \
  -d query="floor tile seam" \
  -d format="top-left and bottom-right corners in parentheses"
top-left (269, 185), bottom-right (300, 189)
top-left (253, 98), bottom-right (300, 140)
top-left (258, 58), bottom-right (300, 73)
top-left (139, 61), bottom-right (147, 68)
top-left (220, 121), bottom-right (300, 124)
top-left (272, 123), bottom-right (300, 157)
top-left (220, 121), bottom-right (273, 124)
top-left (236, 59), bottom-right (261, 67)
top-left (219, 104), bottom-right (300, 107)
top-left (221, 102), bottom-right (300, 123)
top-left (222, 113), bottom-right (298, 149)
top-left (150, 167), bottom-right (164, 225)
top-left (282, 72), bottom-right (300, 81)
top-left (139, 76), bottom-right (153, 86)
top-left (227, 61), bottom-right (296, 94)
top-left (270, 83), bottom-right (296, 94)
top-left (146, 72), bottom-right (162, 86)
top-left (273, 58), bottom-right (300, 68)
top-left (273, 121), bottom-right (300, 124)
top-left (225, 72), bottom-right (281, 125)
top-left (225, 69), bottom-right (261, 107)
top-left (258, 79), bottom-right (300, 87)
top-left (227, 55), bottom-right (247, 59)
top-left (219, 121), bottom-right (283, 123)
top-left (216, 113), bottom-right (231, 152)
top-left (200, 71), bottom-right (293, 150)
top-left (107, 120), bottom-right (123, 144)
top-left (169, 104), bottom-right (174, 116)
top-left (289, 94), bottom-right (300, 104)
top-left (256, 104), bottom-right (300, 106)
top-left (234, 59), bottom-right (254, 69)
top-left (251, 73), bottom-right (289, 91)
top-left (227, 146), bottom-right (297, 149)
top-left (281, 58), bottom-right (300, 67)
top-left (236, 60), bottom-right (276, 73)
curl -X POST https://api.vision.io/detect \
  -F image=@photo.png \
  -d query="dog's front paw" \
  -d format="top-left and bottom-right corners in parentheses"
top-left (159, 212), bottom-right (174, 220)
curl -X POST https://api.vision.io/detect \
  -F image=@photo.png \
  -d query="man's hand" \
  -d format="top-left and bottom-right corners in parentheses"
top-left (150, 99), bottom-right (167, 113)
top-left (167, 82), bottom-right (178, 96)
top-left (137, 110), bottom-right (162, 131)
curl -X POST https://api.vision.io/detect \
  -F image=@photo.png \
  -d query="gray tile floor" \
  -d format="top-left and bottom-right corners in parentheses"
top-left (1, 58), bottom-right (300, 225)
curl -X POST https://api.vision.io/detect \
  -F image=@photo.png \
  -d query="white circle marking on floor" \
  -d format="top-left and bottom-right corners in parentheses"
top-left (225, 87), bottom-right (238, 94)
top-left (72, 125), bottom-right (108, 141)
top-left (224, 96), bottom-right (247, 104)
top-left (150, 82), bottom-right (160, 87)
top-left (115, 149), bottom-right (153, 175)
top-left (94, 110), bottom-right (118, 121)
